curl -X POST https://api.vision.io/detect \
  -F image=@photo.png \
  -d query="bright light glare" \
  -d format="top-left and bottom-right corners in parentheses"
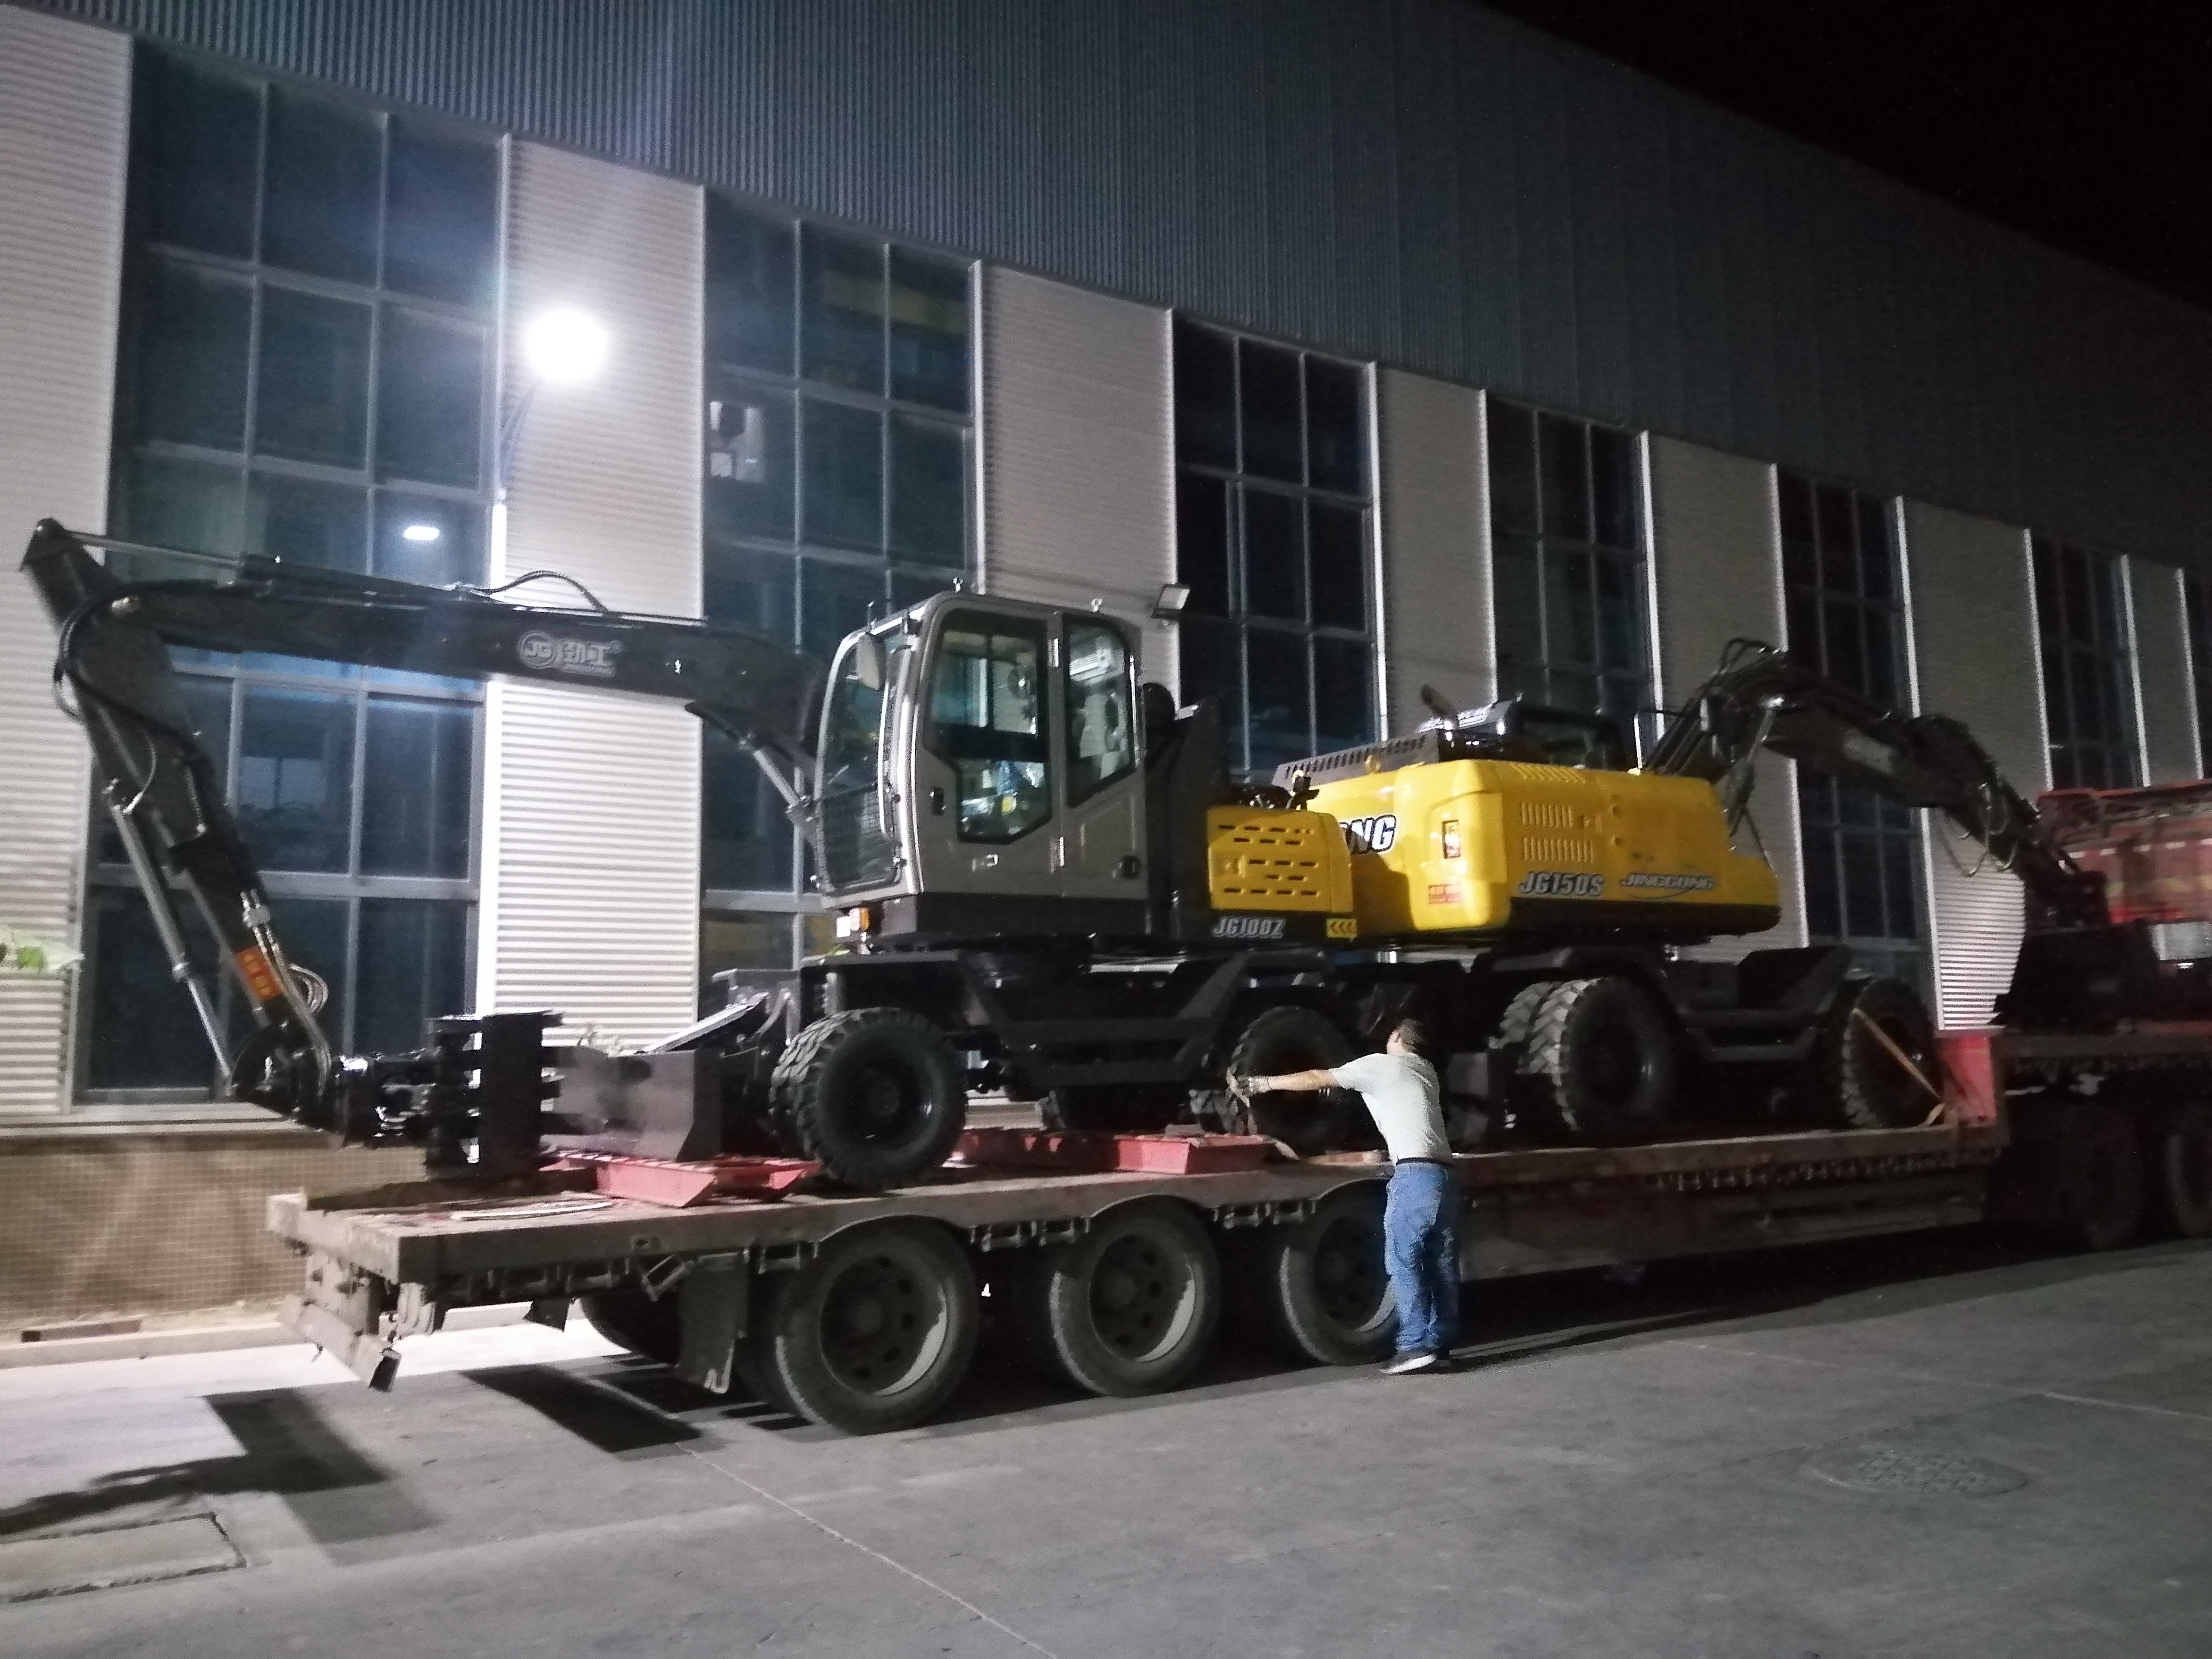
top-left (399, 523), bottom-right (442, 543)
top-left (522, 307), bottom-right (610, 386)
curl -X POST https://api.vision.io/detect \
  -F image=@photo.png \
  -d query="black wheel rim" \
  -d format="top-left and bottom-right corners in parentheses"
top-left (848, 1059), bottom-right (927, 1148)
top-left (1089, 1231), bottom-right (1190, 1360)
top-left (1311, 1214), bottom-right (1388, 1331)
top-left (817, 1249), bottom-right (943, 1395)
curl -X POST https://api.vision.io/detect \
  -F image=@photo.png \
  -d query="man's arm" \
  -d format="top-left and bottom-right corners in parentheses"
top-left (1232, 1067), bottom-right (1340, 1095)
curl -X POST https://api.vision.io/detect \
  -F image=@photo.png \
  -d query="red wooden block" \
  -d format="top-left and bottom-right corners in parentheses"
top-left (953, 1127), bottom-right (1112, 1171)
top-left (1110, 1134), bottom-right (1275, 1174)
top-left (584, 1153), bottom-right (818, 1208)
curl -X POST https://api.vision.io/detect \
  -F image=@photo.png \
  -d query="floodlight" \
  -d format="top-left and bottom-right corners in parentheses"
top-left (522, 307), bottom-right (610, 386)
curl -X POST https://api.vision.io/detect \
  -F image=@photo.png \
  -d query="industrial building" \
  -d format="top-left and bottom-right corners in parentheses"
top-left (3, 0), bottom-right (2210, 1323)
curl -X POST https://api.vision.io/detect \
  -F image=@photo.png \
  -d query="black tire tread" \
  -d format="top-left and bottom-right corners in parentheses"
top-left (1517, 976), bottom-right (1673, 1139)
top-left (771, 1008), bottom-right (966, 1189)
top-left (1816, 978), bottom-right (1937, 1131)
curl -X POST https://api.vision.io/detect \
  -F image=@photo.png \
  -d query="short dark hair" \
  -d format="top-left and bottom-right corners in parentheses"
top-left (1390, 1017), bottom-right (1429, 1054)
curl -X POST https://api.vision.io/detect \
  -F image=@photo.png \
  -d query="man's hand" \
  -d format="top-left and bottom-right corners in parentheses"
top-left (1227, 1073), bottom-right (1260, 1101)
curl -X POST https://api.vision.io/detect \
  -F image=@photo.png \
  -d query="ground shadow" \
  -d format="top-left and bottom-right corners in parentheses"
top-left (465, 1364), bottom-right (705, 1455)
top-left (0, 1389), bottom-right (434, 1546)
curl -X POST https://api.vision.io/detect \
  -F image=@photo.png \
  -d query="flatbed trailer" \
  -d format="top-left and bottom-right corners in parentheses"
top-left (268, 1025), bottom-right (2212, 1433)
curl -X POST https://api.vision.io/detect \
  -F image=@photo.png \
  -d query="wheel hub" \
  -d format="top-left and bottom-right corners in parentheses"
top-left (1090, 1236), bottom-right (1176, 1358)
top-left (819, 1254), bottom-right (932, 1391)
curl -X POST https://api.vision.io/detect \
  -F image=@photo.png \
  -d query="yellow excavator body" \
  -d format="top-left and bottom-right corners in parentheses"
top-left (1304, 758), bottom-right (1780, 939)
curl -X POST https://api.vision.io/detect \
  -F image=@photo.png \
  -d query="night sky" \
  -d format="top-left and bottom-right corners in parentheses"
top-left (1479, 2), bottom-right (2212, 314)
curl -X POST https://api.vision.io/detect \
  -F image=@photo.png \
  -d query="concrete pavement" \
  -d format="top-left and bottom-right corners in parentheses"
top-left (1, 1228), bottom-right (2208, 1656)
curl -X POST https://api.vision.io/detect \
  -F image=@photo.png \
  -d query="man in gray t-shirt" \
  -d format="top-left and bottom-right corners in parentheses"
top-left (1235, 1018), bottom-right (1460, 1375)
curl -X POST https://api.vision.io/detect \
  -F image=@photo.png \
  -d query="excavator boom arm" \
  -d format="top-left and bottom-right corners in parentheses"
top-left (1649, 639), bottom-right (2106, 931)
top-left (21, 520), bottom-right (827, 1127)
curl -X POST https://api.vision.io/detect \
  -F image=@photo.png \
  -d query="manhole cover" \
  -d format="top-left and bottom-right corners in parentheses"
top-left (1801, 1444), bottom-right (2028, 1497)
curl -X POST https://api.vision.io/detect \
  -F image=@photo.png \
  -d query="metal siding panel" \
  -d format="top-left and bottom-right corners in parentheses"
top-left (980, 269), bottom-right (1175, 688)
top-left (0, 9), bottom-right (127, 1114)
top-left (1377, 371), bottom-right (1487, 727)
top-left (26, 0), bottom-right (2212, 568)
top-left (2129, 558), bottom-right (2198, 784)
top-left (480, 143), bottom-right (703, 1044)
top-left (1645, 437), bottom-right (1801, 954)
top-left (1904, 502), bottom-right (2044, 1028)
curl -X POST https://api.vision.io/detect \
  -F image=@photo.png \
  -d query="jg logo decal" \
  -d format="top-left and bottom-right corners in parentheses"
top-left (1212, 915), bottom-right (1288, 941)
top-left (518, 631), bottom-right (622, 679)
top-left (1340, 814), bottom-right (1397, 854)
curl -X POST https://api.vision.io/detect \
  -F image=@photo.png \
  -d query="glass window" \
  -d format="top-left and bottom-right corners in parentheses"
top-left (701, 203), bottom-right (975, 910)
top-left (889, 249), bottom-right (970, 410)
top-left (707, 200), bottom-right (795, 376)
top-left (133, 53), bottom-right (258, 259)
top-left (1065, 621), bottom-right (1137, 805)
top-left (361, 698), bottom-right (473, 877)
top-left (802, 228), bottom-right (886, 393)
top-left (135, 261), bottom-right (252, 450)
top-left (1174, 320), bottom-right (1373, 775)
top-left (384, 121), bottom-right (499, 306)
top-left (2034, 538), bottom-right (2141, 791)
top-left (928, 615), bottom-right (1051, 843)
top-left (1779, 472), bottom-right (1924, 985)
top-left (889, 415), bottom-right (965, 567)
top-left (379, 309), bottom-right (484, 488)
top-left (1486, 399), bottom-right (1650, 734)
top-left (263, 89), bottom-right (380, 283)
top-left (83, 886), bottom-right (222, 1091)
top-left (91, 52), bottom-right (493, 1103)
top-left (236, 686), bottom-right (356, 872)
top-left (255, 288), bottom-right (372, 467)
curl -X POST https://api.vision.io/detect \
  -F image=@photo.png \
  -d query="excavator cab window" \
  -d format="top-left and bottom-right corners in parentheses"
top-left (1064, 620), bottom-right (1137, 804)
top-left (817, 627), bottom-right (905, 889)
top-left (926, 611), bottom-right (1052, 843)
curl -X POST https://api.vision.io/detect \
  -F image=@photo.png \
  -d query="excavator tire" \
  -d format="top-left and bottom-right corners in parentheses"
top-left (1812, 977), bottom-right (1938, 1130)
top-left (772, 1009), bottom-right (967, 1189)
top-left (1515, 976), bottom-right (1675, 1141)
top-left (1214, 1004), bottom-right (1360, 1156)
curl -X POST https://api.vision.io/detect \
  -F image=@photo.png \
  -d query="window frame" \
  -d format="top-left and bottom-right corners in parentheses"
top-left (1169, 317), bottom-right (1379, 781)
top-left (699, 197), bottom-right (978, 967)
top-left (1776, 471), bottom-right (1928, 989)
top-left (2033, 535), bottom-right (2143, 792)
top-left (74, 47), bottom-right (499, 1114)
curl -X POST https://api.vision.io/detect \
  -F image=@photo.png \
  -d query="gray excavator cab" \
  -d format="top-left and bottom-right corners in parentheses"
top-left (814, 592), bottom-right (1151, 942)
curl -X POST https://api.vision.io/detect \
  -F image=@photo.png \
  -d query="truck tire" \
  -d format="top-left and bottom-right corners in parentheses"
top-left (2148, 1101), bottom-right (2212, 1239)
top-left (772, 1009), bottom-right (966, 1189)
top-left (1217, 1004), bottom-right (1359, 1155)
top-left (578, 1289), bottom-right (680, 1366)
top-left (1232, 1181), bottom-right (1394, 1367)
top-left (1813, 977), bottom-right (1939, 1130)
top-left (2049, 1101), bottom-right (2147, 1251)
top-left (1018, 1200), bottom-right (1221, 1396)
top-left (1515, 976), bottom-right (1674, 1139)
top-left (739, 1220), bottom-right (980, 1433)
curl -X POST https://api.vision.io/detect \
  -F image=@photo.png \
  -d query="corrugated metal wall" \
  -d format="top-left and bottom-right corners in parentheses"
top-left (2127, 559), bottom-right (2199, 784)
top-left (1373, 371), bottom-right (1488, 730)
top-left (0, 8), bottom-right (127, 1113)
top-left (478, 142), bottom-right (704, 1043)
top-left (1644, 435), bottom-right (1804, 952)
top-left (26, 0), bottom-right (2212, 570)
top-left (979, 269), bottom-right (1176, 689)
top-left (1904, 504), bottom-right (2045, 1027)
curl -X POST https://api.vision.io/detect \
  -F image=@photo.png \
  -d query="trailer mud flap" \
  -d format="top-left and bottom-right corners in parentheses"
top-left (282, 1294), bottom-right (399, 1390)
top-left (674, 1255), bottom-right (750, 1394)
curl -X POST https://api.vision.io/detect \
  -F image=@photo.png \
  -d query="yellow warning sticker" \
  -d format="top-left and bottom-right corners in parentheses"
top-left (1326, 916), bottom-right (1357, 940)
top-left (233, 946), bottom-right (283, 1003)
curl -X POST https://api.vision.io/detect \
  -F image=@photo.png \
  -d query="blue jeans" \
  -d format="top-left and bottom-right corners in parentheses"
top-left (1384, 1160), bottom-right (1461, 1358)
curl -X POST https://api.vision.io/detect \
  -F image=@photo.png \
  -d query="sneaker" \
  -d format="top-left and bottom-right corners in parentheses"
top-left (1381, 1351), bottom-right (1444, 1376)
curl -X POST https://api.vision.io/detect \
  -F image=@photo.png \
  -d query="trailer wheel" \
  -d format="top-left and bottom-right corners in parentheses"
top-left (1020, 1201), bottom-right (1221, 1396)
top-left (1217, 1004), bottom-right (1359, 1155)
top-left (2149, 1102), bottom-right (2212, 1239)
top-left (1814, 977), bottom-right (1939, 1130)
top-left (1234, 1182), bottom-right (1395, 1366)
top-left (772, 1009), bottom-right (967, 1189)
top-left (577, 1290), bottom-right (681, 1366)
top-left (1516, 977), bottom-right (1674, 1139)
top-left (739, 1221), bottom-right (979, 1433)
top-left (2050, 1101), bottom-right (2147, 1251)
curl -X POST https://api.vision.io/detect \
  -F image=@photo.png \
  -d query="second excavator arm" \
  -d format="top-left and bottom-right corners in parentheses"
top-left (1647, 639), bottom-right (2108, 933)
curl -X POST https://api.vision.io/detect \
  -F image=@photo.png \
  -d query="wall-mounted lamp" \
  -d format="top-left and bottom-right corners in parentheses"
top-left (1151, 582), bottom-right (1191, 622)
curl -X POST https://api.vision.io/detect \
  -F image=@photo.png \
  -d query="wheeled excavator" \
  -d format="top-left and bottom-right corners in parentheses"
top-left (26, 522), bottom-right (2180, 1192)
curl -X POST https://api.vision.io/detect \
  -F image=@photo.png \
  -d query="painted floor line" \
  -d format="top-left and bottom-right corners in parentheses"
top-left (685, 1446), bottom-right (1060, 1658)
